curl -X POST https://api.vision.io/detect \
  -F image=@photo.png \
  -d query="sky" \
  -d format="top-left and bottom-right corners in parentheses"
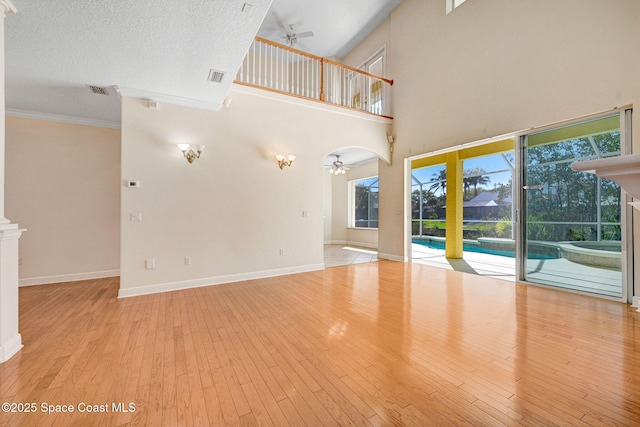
top-left (412, 152), bottom-right (514, 192)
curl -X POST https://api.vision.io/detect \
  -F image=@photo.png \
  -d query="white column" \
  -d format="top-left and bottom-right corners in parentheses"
top-left (0, 0), bottom-right (23, 364)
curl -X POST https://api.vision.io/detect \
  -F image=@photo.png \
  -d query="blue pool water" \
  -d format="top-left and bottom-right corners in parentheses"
top-left (412, 239), bottom-right (557, 259)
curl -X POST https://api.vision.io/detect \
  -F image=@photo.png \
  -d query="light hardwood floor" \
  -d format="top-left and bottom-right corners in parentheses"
top-left (1, 261), bottom-right (639, 426)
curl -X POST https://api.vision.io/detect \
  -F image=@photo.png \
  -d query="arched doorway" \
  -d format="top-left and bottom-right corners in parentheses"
top-left (323, 148), bottom-right (380, 267)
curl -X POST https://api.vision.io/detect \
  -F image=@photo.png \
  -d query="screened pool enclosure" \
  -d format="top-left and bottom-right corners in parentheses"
top-left (410, 109), bottom-right (631, 301)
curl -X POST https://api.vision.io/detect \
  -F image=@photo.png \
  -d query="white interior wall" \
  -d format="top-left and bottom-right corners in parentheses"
top-left (119, 90), bottom-right (391, 296)
top-left (329, 172), bottom-right (348, 243)
top-left (344, 0), bottom-right (640, 283)
top-left (5, 117), bottom-right (121, 285)
top-left (342, 16), bottom-right (391, 72)
top-left (322, 171), bottom-right (333, 243)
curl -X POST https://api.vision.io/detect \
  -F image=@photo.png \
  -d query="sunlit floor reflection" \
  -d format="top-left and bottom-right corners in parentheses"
top-left (412, 243), bottom-right (516, 281)
top-left (324, 244), bottom-right (378, 268)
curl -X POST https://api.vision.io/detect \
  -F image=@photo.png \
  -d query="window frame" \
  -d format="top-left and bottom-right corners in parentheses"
top-left (349, 176), bottom-right (379, 229)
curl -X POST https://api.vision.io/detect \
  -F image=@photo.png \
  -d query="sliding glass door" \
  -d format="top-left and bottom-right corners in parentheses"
top-left (518, 112), bottom-right (629, 300)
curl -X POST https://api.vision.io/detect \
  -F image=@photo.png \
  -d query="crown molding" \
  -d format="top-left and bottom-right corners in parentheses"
top-left (0, 0), bottom-right (16, 17)
top-left (6, 108), bottom-right (121, 129)
top-left (114, 86), bottom-right (223, 112)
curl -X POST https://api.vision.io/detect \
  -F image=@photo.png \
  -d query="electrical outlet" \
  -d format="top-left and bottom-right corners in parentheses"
top-left (279, 249), bottom-right (285, 256)
top-left (185, 257), bottom-right (192, 265)
top-left (146, 259), bottom-right (155, 269)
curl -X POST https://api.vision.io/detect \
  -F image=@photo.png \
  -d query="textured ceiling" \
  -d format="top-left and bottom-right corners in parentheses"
top-left (6, 0), bottom-right (273, 127)
top-left (257, 0), bottom-right (403, 58)
top-left (5, 0), bottom-right (401, 135)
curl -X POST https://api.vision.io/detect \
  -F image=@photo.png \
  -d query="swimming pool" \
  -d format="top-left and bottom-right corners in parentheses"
top-left (412, 237), bottom-right (558, 259)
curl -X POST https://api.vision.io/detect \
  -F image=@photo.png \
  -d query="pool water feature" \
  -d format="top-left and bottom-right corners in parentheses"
top-left (558, 241), bottom-right (621, 269)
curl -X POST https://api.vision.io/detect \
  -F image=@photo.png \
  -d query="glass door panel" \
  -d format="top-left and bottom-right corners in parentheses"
top-left (411, 164), bottom-right (447, 244)
top-left (521, 114), bottom-right (625, 298)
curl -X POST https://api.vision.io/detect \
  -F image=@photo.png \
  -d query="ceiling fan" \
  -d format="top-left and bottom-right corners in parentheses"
top-left (328, 155), bottom-right (349, 175)
top-left (284, 24), bottom-right (314, 47)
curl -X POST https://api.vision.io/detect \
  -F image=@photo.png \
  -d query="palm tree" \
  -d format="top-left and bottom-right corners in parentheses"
top-left (464, 168), bottom-right (491, 197)
top-left (428, 169), bottom-right (447, 194)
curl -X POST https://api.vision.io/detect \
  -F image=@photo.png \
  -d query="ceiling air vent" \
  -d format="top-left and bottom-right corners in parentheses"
top-left (86, 85), bottom-right (109, 95)
top-left (207, 69), bottom-right (226, 84)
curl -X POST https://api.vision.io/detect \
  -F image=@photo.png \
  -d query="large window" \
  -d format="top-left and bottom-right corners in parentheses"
top-left (462, 153), bottom-right (514, 239)
top-left (411, 153), bottom-right (514, 241)
top-left (351, 177), bottom-right (379, 228)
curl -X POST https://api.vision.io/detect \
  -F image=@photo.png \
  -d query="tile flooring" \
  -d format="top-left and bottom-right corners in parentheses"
top-left (324, 244), bottom-right (378, 268)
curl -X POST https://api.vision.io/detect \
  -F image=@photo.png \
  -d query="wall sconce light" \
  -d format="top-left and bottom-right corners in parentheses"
top-left (276, 154), bottom-right (296, 169)
top-left (177, 144), bottom-right (205, 164)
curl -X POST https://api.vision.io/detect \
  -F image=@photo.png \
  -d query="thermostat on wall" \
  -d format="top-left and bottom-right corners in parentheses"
top-left (127, 180), bottom-right (140, 188)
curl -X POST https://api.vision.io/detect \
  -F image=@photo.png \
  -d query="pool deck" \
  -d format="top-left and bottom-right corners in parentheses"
top-left (411, 243), bottom-right (624, 299)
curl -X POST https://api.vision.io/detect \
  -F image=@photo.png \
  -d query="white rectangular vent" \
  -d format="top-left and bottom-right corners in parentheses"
top-left (207, 69), bottom-right (226, 83)
top-left (87, 85), bottom-right (109, 95)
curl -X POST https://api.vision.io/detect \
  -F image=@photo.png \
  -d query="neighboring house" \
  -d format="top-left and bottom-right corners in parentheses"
top-left (463, 192), bottom-right (512, 220)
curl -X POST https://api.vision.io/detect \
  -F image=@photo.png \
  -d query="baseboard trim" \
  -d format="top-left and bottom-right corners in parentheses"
top-left (0, 334), bottom-right (23, 364)
top-left (632, 296), bottom-right (640, 311)
top-left (19, 270), bottom-right (120, 287)
top-left (118, 264), bottom-right (325, 298)
top-left (324, 240), bottom-right (347, 245)
top-left (378, 252), bottom-right (406, 262)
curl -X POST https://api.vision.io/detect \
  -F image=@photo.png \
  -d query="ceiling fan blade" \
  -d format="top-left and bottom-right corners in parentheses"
top-left (296, 31), bottom-right (314, 38)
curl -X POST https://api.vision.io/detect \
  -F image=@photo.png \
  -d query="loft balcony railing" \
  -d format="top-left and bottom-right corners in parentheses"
top-left (235, 37), bottom-right (394, 119)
